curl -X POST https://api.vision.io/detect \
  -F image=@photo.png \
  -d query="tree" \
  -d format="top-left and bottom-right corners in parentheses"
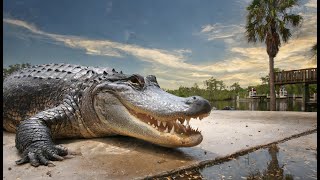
top-left (191, 83), bottom-right (201, 95)
top-left (204, 77), bottom-right (217, 101)
top-left (230, 82), bottom-right (241, 93)
top-left (245, 0), bottom-right (302, 110)
top-left (3, 63), bottom-right (31, 79)
top-left (217, 80), bottom-right (225, 91)
top-left (260, 75), bottom-right (269, 85)
top-left (204, 77), bottom-right (219, 91)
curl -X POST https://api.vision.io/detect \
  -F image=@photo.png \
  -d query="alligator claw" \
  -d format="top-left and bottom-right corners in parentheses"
top-left (15, 156), bottom-right (29, 165)
top-left (15, 142), bottom-right (68, 167)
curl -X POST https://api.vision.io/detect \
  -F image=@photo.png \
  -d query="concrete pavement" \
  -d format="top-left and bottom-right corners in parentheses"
top-left (3, 111), bottom-right (317, 180)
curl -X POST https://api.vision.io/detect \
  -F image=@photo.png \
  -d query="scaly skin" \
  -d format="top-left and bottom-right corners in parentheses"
top-left (3, 63), bottom-right (212, 167)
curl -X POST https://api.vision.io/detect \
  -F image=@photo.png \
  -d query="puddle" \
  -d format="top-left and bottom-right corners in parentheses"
top-left (155, 143), bottom-right (317, 180)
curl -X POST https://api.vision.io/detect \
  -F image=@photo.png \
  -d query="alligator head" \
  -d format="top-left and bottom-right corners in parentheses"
top-left (90, 73), bottom-right (211, 147)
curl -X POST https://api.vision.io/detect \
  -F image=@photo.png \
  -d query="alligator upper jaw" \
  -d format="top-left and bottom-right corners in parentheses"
top-left (127, 107), bottom-right (210, 136)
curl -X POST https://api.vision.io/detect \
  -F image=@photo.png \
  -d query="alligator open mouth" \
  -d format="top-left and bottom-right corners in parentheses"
top-left (128, 108), bottom-right (210, 135)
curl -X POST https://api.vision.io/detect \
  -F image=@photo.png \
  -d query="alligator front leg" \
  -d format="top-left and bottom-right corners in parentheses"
top-left (15, 104), bottom-right (73, 167)
top-left (15, 119), bottom-right (68, 167)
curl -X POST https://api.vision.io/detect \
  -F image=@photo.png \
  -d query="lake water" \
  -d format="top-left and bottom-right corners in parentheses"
top-left (210, 99), bottom-right (317, 112)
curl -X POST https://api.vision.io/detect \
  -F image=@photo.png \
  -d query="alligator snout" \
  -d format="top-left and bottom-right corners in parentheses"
top-left (185, 96), bottom-right (212, 115)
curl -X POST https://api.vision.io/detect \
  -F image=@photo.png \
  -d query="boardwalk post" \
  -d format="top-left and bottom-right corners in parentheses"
top-left (303, 83), bottom-right (310, 112)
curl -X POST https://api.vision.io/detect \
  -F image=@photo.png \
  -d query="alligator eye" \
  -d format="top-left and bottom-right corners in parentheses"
top-left (130, 77), bottom-right (139, 84)
top-left (128, 74), bottom-right (145, 87)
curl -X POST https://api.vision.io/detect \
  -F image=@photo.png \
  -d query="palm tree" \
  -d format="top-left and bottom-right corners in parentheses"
top-left (245, 0), bottom-right (302, 111)
top-left (311, 43), bottom-right (317, 59)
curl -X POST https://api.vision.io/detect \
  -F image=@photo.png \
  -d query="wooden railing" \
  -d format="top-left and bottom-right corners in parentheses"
top-left (274, 68), bottom-right (317, 85)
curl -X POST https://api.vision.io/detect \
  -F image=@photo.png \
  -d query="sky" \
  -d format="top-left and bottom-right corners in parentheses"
top-left (3, 0), bottom-right (317, 89)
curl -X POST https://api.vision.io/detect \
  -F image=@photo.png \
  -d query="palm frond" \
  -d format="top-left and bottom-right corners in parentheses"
top-left (278, 0), bottom-right (299, 11)
top-left (245, 0), bottom-right (302, 49)
top-left (283, 14), bottom-right (303, 26)
top-left (311, 43), bottom-right (317, 58)
top-left (276, 18), bottom-right (292, 43)
top-left (312, 43), bottom-right (317, 51)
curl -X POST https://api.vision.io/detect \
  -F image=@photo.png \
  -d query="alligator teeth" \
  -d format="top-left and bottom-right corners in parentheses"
top-left (179, 119), bottom-right (185, 124)
top-left (157, 120), bottom-right (161, 126)
top-left (170, 126), bottom-right (175, 134)
top-left (186, 119), bottom-right (190, 126)
top-left (152, 124), bottom-right (156, 128)
top-left (148, 122), bottom-right (151, 125)
top-left (176, 119), bottom-right (179, 124)
top-left (162, 121), bottom-right (167, 127)
top-left (164, 127), bottom-right (169, 133)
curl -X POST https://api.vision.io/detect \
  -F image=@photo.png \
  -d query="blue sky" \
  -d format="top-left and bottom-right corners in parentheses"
top-left (3, 0), bottom-right (317, 89)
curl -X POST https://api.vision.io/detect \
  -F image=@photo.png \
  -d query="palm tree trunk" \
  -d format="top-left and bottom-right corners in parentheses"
top-left (269, 56), bottom-right (276, 111)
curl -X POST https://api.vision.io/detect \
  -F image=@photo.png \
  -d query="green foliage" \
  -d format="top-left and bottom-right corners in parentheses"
top-left (284, 84), bottom-right (302, 95)
top-left (3, 63), bottom-right (31, 79)
top-left (309, 84), bottom-right (317, 94)
top-left (311, 43), bottom-right (317, 57)
top-left (230, 82), bottom-right (241, 93)
top-left (167, 77), bottom-right (246, 101)
top-left (255, 84), bottom-right (269, 95)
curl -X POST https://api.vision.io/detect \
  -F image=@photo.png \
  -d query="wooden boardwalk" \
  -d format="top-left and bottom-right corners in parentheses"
top-left (274, 68), bottom-right (317, 111)
top-left (274, 68), bottom-right (317, 85)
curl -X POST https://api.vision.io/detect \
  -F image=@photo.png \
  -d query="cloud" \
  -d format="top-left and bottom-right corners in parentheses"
top-left (106, 1), bottom-right (113, 13)
top-left (4, 18), bottom-right (193, 67)
top-left (200, 23), bottom-right (245, 41)
top-left (304, 0), bottom-right (317, 8)
top-left (4, 19), bottom-right (43, 35)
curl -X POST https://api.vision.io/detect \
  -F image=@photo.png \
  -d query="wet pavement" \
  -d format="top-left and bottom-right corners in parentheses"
top-left (3, 111), bottom-right (317, 180)
top-left (156, 133), bottom-right (317, 180)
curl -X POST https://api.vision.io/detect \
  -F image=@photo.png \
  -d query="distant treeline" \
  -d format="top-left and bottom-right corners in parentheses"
top-left (3, 63), bottom-right (31, 79)
top-left (166, 86), bottom-right (243, 101)
top-left (165, 78), bottom-right (246, 101)
top-left (166, 75), bottom-right (317, 101)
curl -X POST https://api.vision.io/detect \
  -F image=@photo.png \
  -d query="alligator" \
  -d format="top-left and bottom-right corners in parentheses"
top-left (3, 63), bottom-right (212, 167)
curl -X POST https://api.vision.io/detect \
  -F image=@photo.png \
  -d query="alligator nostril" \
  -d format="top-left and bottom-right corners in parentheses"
top-left (185, 96), bottom-right (212, 114)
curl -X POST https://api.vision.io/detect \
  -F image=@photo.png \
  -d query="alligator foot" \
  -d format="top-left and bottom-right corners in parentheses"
top-left (15, 142), bottom-right (68, 167)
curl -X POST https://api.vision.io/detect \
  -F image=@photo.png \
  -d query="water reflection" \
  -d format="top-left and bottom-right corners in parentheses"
top-left (246, 144), bottom-right (293, 180)
top-left (210, 99), bottom-right (317, 112)
top-left (157, 143), bottom-right (317, 180)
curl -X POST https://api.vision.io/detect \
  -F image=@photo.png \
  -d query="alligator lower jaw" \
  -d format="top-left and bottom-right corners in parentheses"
top-left (127, 108), bottom-right (209, 136)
